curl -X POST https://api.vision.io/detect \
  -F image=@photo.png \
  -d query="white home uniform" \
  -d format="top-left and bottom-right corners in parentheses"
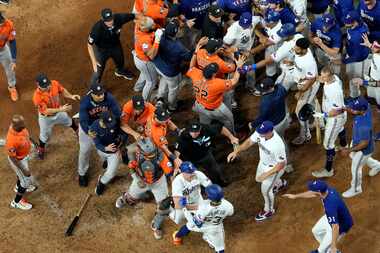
top-left (223, 16), bottom-right (262, 90)
top-left (293, 49), bottom-right (319, 140)
top-left (184, 198), bottom-right (234, 252)
top-left (287, 0), bottom-right (308, 35)
top-left (264, 21), bottom-right (283, 76)
top-left (271, 33), bottom-right (304, 90)
top-left (170, 171), bottom-right (212, 224)
top-left (322, 75), bottom-right (347, 150)
top-left (250, 130), bottom-right (286, 212)
top-left (366, 53), bottom-right (380, 105)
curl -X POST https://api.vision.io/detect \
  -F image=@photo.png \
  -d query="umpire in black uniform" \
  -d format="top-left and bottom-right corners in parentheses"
top-left (88, 8), bottom-right (137, 84)
top-left (174, 121), bottom-right (239, 186)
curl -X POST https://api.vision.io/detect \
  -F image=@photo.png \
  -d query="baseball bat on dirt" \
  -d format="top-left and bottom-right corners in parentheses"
top-left (314, 98), bottom-right (322, 145)
top-left (65, 193), bottom-right (91, 237)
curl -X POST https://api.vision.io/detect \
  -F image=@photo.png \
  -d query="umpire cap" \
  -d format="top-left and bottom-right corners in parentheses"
top-left (165, 19), bottom-right (179, 37)
top-left (188, 122), bottom-right (202, 133)
top-left (209, 5), bottom-right (224, 18)
top-left (36, 73), bottom-right (51, 88)
top-left (101, 8), bottom-right (113, 22)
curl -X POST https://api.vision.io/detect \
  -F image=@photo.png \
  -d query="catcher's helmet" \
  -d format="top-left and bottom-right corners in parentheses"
top-left (298, 103), bottom-right (315, 121)
top-left (137, 137), bottom-right (156, 155)
top-left (205, 184), bottom-right (224, 202)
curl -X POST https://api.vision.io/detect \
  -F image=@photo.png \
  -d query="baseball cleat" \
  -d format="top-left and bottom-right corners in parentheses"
top-left (114, 69), bottom-right (134, 80)
top-left (115, 193), bottom-right (128, 208)
top-left (273, 179), bottom-right (288, 194)
top-left (78, 174), bottom-right (88, 187)
top-left (312, 168), bottom-right (334, 178)
top-left (342, 188), bottom-right (362, 198)
top-left (13, 184), bottom-right (37, 193)
top-left (369, 167), bottom-right (380, 177)
top-left (291, 135), bottom-right (311, 145)
top-left (8, 87), bottom-right (18, 102)
top-left (95, 176), bottom-right (106, 196)
top-left (172, 231), bottom-right (182, 245)
top-left (37, 146), bottom-right (45, 160)
top-left (10, 199), bottom-right (32, 210)
top-left (0, 0), bottom-right (10, 5)
top-left (151, 223), bottom-right (163, 240)
top-left (309, 250), bottom-right (318, 253)
top-left (255, 210), bottom-right (275, 221)
top-left (285, 164), bottom-right (294, 173)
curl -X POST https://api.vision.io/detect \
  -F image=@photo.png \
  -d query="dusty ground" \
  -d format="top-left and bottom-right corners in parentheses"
top-left (0, 1), bottom-right (379, 253)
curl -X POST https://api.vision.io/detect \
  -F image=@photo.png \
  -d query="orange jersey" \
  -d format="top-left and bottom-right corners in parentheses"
top-left (121, 101), bottom-right (156, 126)
top-left (134, 29), bottom-right (155, 62)
top-left (32, 80), bottom-right (64, 115)
top-left (186, 67), bottom-right (233, 110)
top-left (5, 127), bottom-right (31, 160)
top-left (144, 116), bottom-right (168, 149)
top-left (134, 0), bottom-right (168, 27)
top-left (196, 49), bottom-right (236, 77)
top-left (0, 19), bottom-right (16, 48)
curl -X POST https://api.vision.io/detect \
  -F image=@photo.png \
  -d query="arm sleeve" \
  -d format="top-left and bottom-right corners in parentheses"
top-left (180, 45), bottom-right (194, 61)
top-left (197, 171), bottom-right (212, 187)
top-left (88, 25), bottom-right (99, 45)
top-left (174, 136), bottom-right (187, 153)
top-left (249, 131), bottom-right (260, 143)
top-left (9, 39), bottom-right (16, 61)
top-left (223, 25), bottom-right (237, 46)
top-left (116, 13), bottom-right (136, 25)
top-left (108, 94), bottom-right (122, 118)
top-left (171, 179), bottom-right (184, 197)
top-left (79, 100), bottom-right (91, 133)
top-left (271, 43), bottom-right (291, 63)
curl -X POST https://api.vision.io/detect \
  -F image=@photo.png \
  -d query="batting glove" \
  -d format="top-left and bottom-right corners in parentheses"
top-left (179, 197), bottom-right (187, 208)
top-left (313, 112), bottom-right (328, 118)
top-left (154, 29), bottom-right (164, 42)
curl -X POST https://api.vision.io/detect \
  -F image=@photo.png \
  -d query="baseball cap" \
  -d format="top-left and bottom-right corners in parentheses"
top-left (189, 122), bottom-right (202, 133)
top-left (277, 23), bottom-right (296, 38)
top-left (100, 111), bottom-right (117, 128)
top-left (209, 5), bottom-right (224, 18)
top-left (165, 20), bottom-right (179, 37)
top-left (101, 8), bottom-right (113, 22)
top-left (307, 180), bottom-right (328, 193)
top-left (36, 73), bottom-right (51, 88)
top-left (345, 96), bottom-right (369, 111)
top-left (322, 13), bottom-right (336, 30)
top-left (179, 161), bottom-right (197, 174)
top-left (267, 0), bottom-right (283, 4)
top-left (205, 38), bottom-right (223, 54)
top-left (155, 106), bottom-right (171, 122)
top-left (203, 63), bottom-right (219, 79)
top-left (89, 83), bottom-right (105, 95)
top-left (256, 121), bottom-right (274, 135)
top-left (264, 9), bottom-right (281, 24)
top-left (239, 12), bottom-right (252, 29)
top-left (255, 78), bottom-right (275, 93)
top-left (132, 95), bottom-right (145, 111)
top-left (344, 11), bottom-right (361, 25)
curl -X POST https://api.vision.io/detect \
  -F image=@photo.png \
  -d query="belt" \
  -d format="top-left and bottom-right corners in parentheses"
top-left (197, 101), bottom-right (216, 111)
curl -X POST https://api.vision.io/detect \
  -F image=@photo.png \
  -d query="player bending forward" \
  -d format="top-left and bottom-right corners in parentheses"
top-left (169, 161), bottom-right (212, 224)
top-left (172, 184), bottom-right (234, 253)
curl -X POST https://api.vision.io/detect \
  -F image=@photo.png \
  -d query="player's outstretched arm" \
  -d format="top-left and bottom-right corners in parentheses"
top-left (283, 191), bottom-right (319, 199)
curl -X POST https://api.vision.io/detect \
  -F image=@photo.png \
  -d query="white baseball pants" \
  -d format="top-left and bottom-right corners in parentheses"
top-left (78, 125), bottom-right (95, 176)
top-left (133, 51), bottom-right (158, 101)
top-left (0, 44), bottom-right (16, 87)
top-left (156, 67), bottom-right (182, 111)
top-left (8, 156), bottom-right (34, 188)
top-left (323, 114), bottom-right (347, 150)
top-left (346, 59), bottom-right (371, 98)
top-left (38, 112), bottom-right (72, 143)
top-left (312, 215), bottom-right (345, 253)
top-left (128, 175), bottom-right (169, 203)
top-left (97, 150), bottom-right (121, 184)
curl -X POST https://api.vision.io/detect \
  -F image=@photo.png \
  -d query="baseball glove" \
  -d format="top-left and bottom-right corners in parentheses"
top-left (158, 196), bottom-right (173, 211)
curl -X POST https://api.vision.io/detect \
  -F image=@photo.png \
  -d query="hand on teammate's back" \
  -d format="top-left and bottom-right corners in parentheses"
top-left (61, 104), bottom-right (72, 112)
top-left (105, 143), bottom-right (117, 152)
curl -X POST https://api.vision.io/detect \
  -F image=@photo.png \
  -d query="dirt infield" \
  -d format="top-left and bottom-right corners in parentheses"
top-left (0, 1), bottom-right (379, 253)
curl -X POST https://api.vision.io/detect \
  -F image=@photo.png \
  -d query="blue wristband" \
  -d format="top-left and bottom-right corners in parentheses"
top-left (363, 80), bottom-right (369, 87)
top-left (251, 64), bottom-right (257, 71)
top-left (323, 112), bottom-right (328, 118)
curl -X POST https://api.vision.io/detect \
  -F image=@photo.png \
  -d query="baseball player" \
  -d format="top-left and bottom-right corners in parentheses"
top-left (340, 97), bottom-right (380, 198)
top-left (217, 0), bottom-right (252, 19)
top-left (0, 0), bottom-right (9, 5)
top-left (5, 115), bottom-right (37, 210)
top-left (88, 8), bottom-right (136, 84)
top-left (307, 0), bottom-right (329, 20)
top-left (152, 19), bottom-right (193, 111)
top-left (223, 12), bottom-right (263, 93)
top-left (343, 11), bottom-right (371, 99)
top-left (133, 16), bottom-right (160, 101)
top-left (77, 83), bottom-right (121, 187)
top-left (329, 0), bottom-right (354, 28)
top-left (186, 49), bottom-right (245, 133)
top-left (172, 184), bottom-right (234, 253)
top-left (89, 111), bottom-right (127, 196)
top-left (284, 180), bottom-right (353, 253)
top-left (201, 5), bottom-right (225, 40)
top-left (267, 0), bottom-right (303, 32)
top-left (352, 34), bottom-right (380, 139)
top-left (358, 0), bottom-right (380, 42)
top-left (312, 66), bottom-right (348, 178)
top-left (32, 73), bottom-right (80, 160)
top-left (0, 12), bottom-right (18, 101)
top-left (133, 0), bottom-right (168, 27)
top-left (309, 14), bottom-right (343, 74)
top-left (115, 137), bottom-right (173, 240)
top-left (169, 161), bottom-right (212, 224)
top-left (178, 0), bottom-right (216, 30)
top-left (227, 121), bottom-right (287, 221)
top-left (286, 0), bottom-right (307, 26)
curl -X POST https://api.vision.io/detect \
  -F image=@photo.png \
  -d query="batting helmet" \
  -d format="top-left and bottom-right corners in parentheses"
top-left (205, 184), bottom-right (224, 202)
top-left (179, 161), bottom-right (197, 174)
top-left (137, 138), bottom-right (156, 155)
top-left (298, 103), bottom-right (315, 121)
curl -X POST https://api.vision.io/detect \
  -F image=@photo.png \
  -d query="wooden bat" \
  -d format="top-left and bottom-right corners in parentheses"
top-left (314, 98), bottom-right (322, 145)
top-left (65, 193), bottom-right (91, 237)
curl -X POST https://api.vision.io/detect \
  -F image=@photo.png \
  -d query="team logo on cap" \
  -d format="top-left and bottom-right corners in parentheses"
top-left (43, 78), bottom-right (47, 83)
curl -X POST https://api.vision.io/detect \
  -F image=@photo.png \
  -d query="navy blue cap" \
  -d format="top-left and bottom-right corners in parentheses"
top-left (205, 38), bottom-right (223, 54)
top-left (203, 63), bottom-right (219, 79)
top-left (345, 96), bottom-right (368, 111)
top-left (155, 106), bottom-right (171, 121)
top-left (256, 121), bottom-right (274, 134)
top-left (344, 11), bottom-right (361, 25)
top-left (255, 77), bottom-right (275, 93)
top-left (189, 122), bottom-right (202, 133)
top-left (165, 20), bottom-right (179, 37)
top-left (277, 23), bottom-right (296, 38)
top-left (90, 83), bottom-right (105, 95)
top-left (239, 12), bottom-right (252, 29)
top-left (307, 180), bottom-right (328, 193)
top-left (132, 95), bottom-right (145, 111)
top-left (36, 73), bottom-right (51, 88)
top-left (100, 111), bottom-right (117, 128)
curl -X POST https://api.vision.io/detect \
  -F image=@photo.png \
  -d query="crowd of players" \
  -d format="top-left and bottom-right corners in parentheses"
top-left (3, 0), bottom-right (380, 252)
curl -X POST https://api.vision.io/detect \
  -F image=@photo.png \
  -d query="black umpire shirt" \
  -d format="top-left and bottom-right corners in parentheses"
top-left (201, 15), bottom-right (224, 40)
top-left (175, 123), bottom-right (223, 162)
top-left (88, 13), bottom-right (135, 49)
